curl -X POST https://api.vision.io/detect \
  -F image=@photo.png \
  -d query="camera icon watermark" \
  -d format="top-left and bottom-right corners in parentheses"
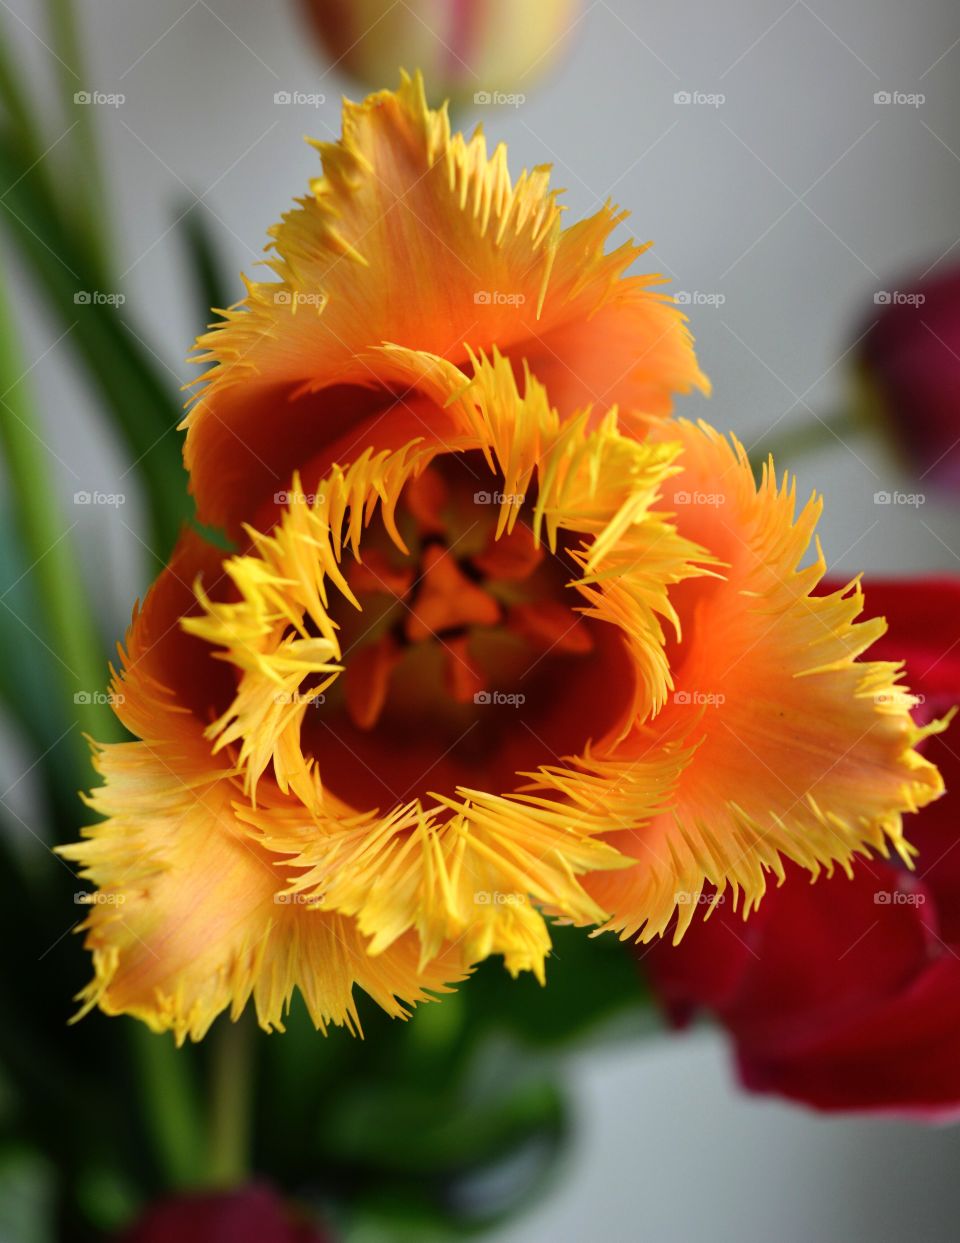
top-left (473, 690), bottom-right (526, 707)
top-left (74, 289), bottom-right (126, 307)
top-left (74, 90), bottom-right (125, 108)
top-left (874, 690), bottom-right (925, 708)
top-left (673, 90), bottom-right (725, 108)
top-left (674, 890), bottom-right (725, 907)
top-left (673, 489), bottom-right (725, 507)
top-left (273, 90), bottom-right (326, 107)
top-left (74, 690), bottom-right (125, 706)
top-left (874, 889), bottom-right (925, 905)
top-left (273, 290), bottom-right (326, 309)
top-left (73, 490), bottom-right (125, 508)
top-left (272, 691), bottom-right (326, 707)
top-left (474, 289), bottom-right (526, 306)
top-left (873, 490), bottom-right (925, 507)
top-left (874, 290), bottom-right (925, 307)
top-left (874, 90), bottom-right (924, 107)
top-left (673, 690), bottom-right (725, 707)
top-left (674, 290), bottom-right (725, 308)
top-left (274, 488), bottom-right (325, 507)
top-left (473, 90), bottom-right (526, 108)
top-left (473, 489), bottom-right (525, 506)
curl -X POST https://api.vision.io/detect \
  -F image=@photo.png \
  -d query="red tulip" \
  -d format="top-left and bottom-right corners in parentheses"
top-left (860, 268), bottom-right (960, 488)
top-left (644, 576), bottom-right (960, 1117)
top-left (117, 1184), bottom-right (330, 1243)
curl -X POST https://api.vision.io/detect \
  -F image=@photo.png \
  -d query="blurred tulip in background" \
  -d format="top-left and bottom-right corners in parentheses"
top-left (299, 0), bottom-right (581, 105)
top-left (117, 1184), bottom-right (331, 1243)
top-left (859, 268), bottom-right (960, 489)
top-left (645, 577), bottom-right (960, 1117)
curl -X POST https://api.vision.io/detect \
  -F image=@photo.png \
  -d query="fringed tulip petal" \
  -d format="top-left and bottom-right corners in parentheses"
top-left (184, 73), bottom-right (706, 534)
top-left (586, 421), bottom-right (946, 942)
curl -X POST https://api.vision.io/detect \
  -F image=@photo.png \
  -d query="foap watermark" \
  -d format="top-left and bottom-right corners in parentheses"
top-left (74, 691), bottom-right (124, 706)
top-left (74, 289), bottom-right (126, 307)
top-left (74, 89), bottom-right (124, 108)
top-left (674, 89), bottom-right (725, 108)
top-left (874, 490), bottom-right (925, 507)
top-left (674, 690), bottom-right (725, 707)
top-left (673, 489), bottom-right (725, 508)
top-left (74, 891), bottom-right (125, 905)
top-left (273, 90), bottom-right (326, 108)
top-left (474, 890), bottom-right (528, 906)
top-left (74, 489), bottom-right (125, 508)
top-left (674, 890), bottom-right (725, 907)
top-left (273, 290), bottom-right (326, 309)
top-left (874, 90), bottom-right (924, 108)
top-left (274, 488), bottom-right (325, 507)
top-left (273, 691), bottom-right (326, 707)
top-left (874, 690), bottom-right (925, 708)
top-left (874, 290), bottom-right (925, 307)
top-left (874, 889), bottom-right (926, 906)
top-left (473, 489), bottom-right (525, 506)
top-left (474, 289), bottom-right (526, 306)
top-left (474, 691), bottom-right (526, 707)
top-left (474, 90), bottom-right (525, 108)
top-left (274, 892), bottom-right (326, 906)
top-left (674, 290), bottom-right (726, 308)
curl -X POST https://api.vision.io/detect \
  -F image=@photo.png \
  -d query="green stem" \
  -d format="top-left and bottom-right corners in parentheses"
top-left (131, 1025), bottom-right (205, 1189)
top-left (749, 406), bottom-right (865, 474)
top-left (46, 0), bottom-right (113, 285)
top-left (206, 1015), bottom-right (255, 1185)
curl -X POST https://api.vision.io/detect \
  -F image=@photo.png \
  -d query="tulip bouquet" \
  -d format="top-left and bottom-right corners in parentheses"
top-left (1, 4), bottom-right (958, 1239)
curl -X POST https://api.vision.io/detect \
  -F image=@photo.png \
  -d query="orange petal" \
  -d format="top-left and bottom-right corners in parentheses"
top-left (112, 528), bottom-right (234, 747)
top-left (344, 634), bottom-right (405, 730)
top-left (586, 421), bottom-right (946, 944)
top-left (472, 524), bottom-right (545, 581)
top-left (346, 548), bottom-right (414, 598)
top-left (403, 464), bottom-right (449, 537)
top-left (442, 634), bottom-right (486, 704)
top-left (184, 73), bottom-right (706, 533)
top-left (404, 544), bottom-right (501, 641)
top-left (507, 599), bottom-right (594, 654)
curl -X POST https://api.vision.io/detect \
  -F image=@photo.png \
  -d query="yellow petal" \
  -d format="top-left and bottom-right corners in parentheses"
top-left (60, 743), bottom-right (463, 1043)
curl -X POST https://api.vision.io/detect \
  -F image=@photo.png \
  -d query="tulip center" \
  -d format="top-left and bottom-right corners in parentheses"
top-left (301, 452), bottom-right (636, 811)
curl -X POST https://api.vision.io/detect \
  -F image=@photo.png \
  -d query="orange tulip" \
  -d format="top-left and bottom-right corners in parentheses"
top-left (62, 76), bottom-right (943, 1043)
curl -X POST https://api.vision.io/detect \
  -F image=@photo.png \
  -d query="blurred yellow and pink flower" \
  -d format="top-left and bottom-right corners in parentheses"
top-left (299, 0), bottom-right (581, 104)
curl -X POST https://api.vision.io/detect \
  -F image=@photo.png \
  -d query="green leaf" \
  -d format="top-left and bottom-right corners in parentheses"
top-left (180, 204), bottom-right (234, 326)
top-left (45, 0), bottom-right (114, 286)
top-left (0, 130), bottom-right (190, 556)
